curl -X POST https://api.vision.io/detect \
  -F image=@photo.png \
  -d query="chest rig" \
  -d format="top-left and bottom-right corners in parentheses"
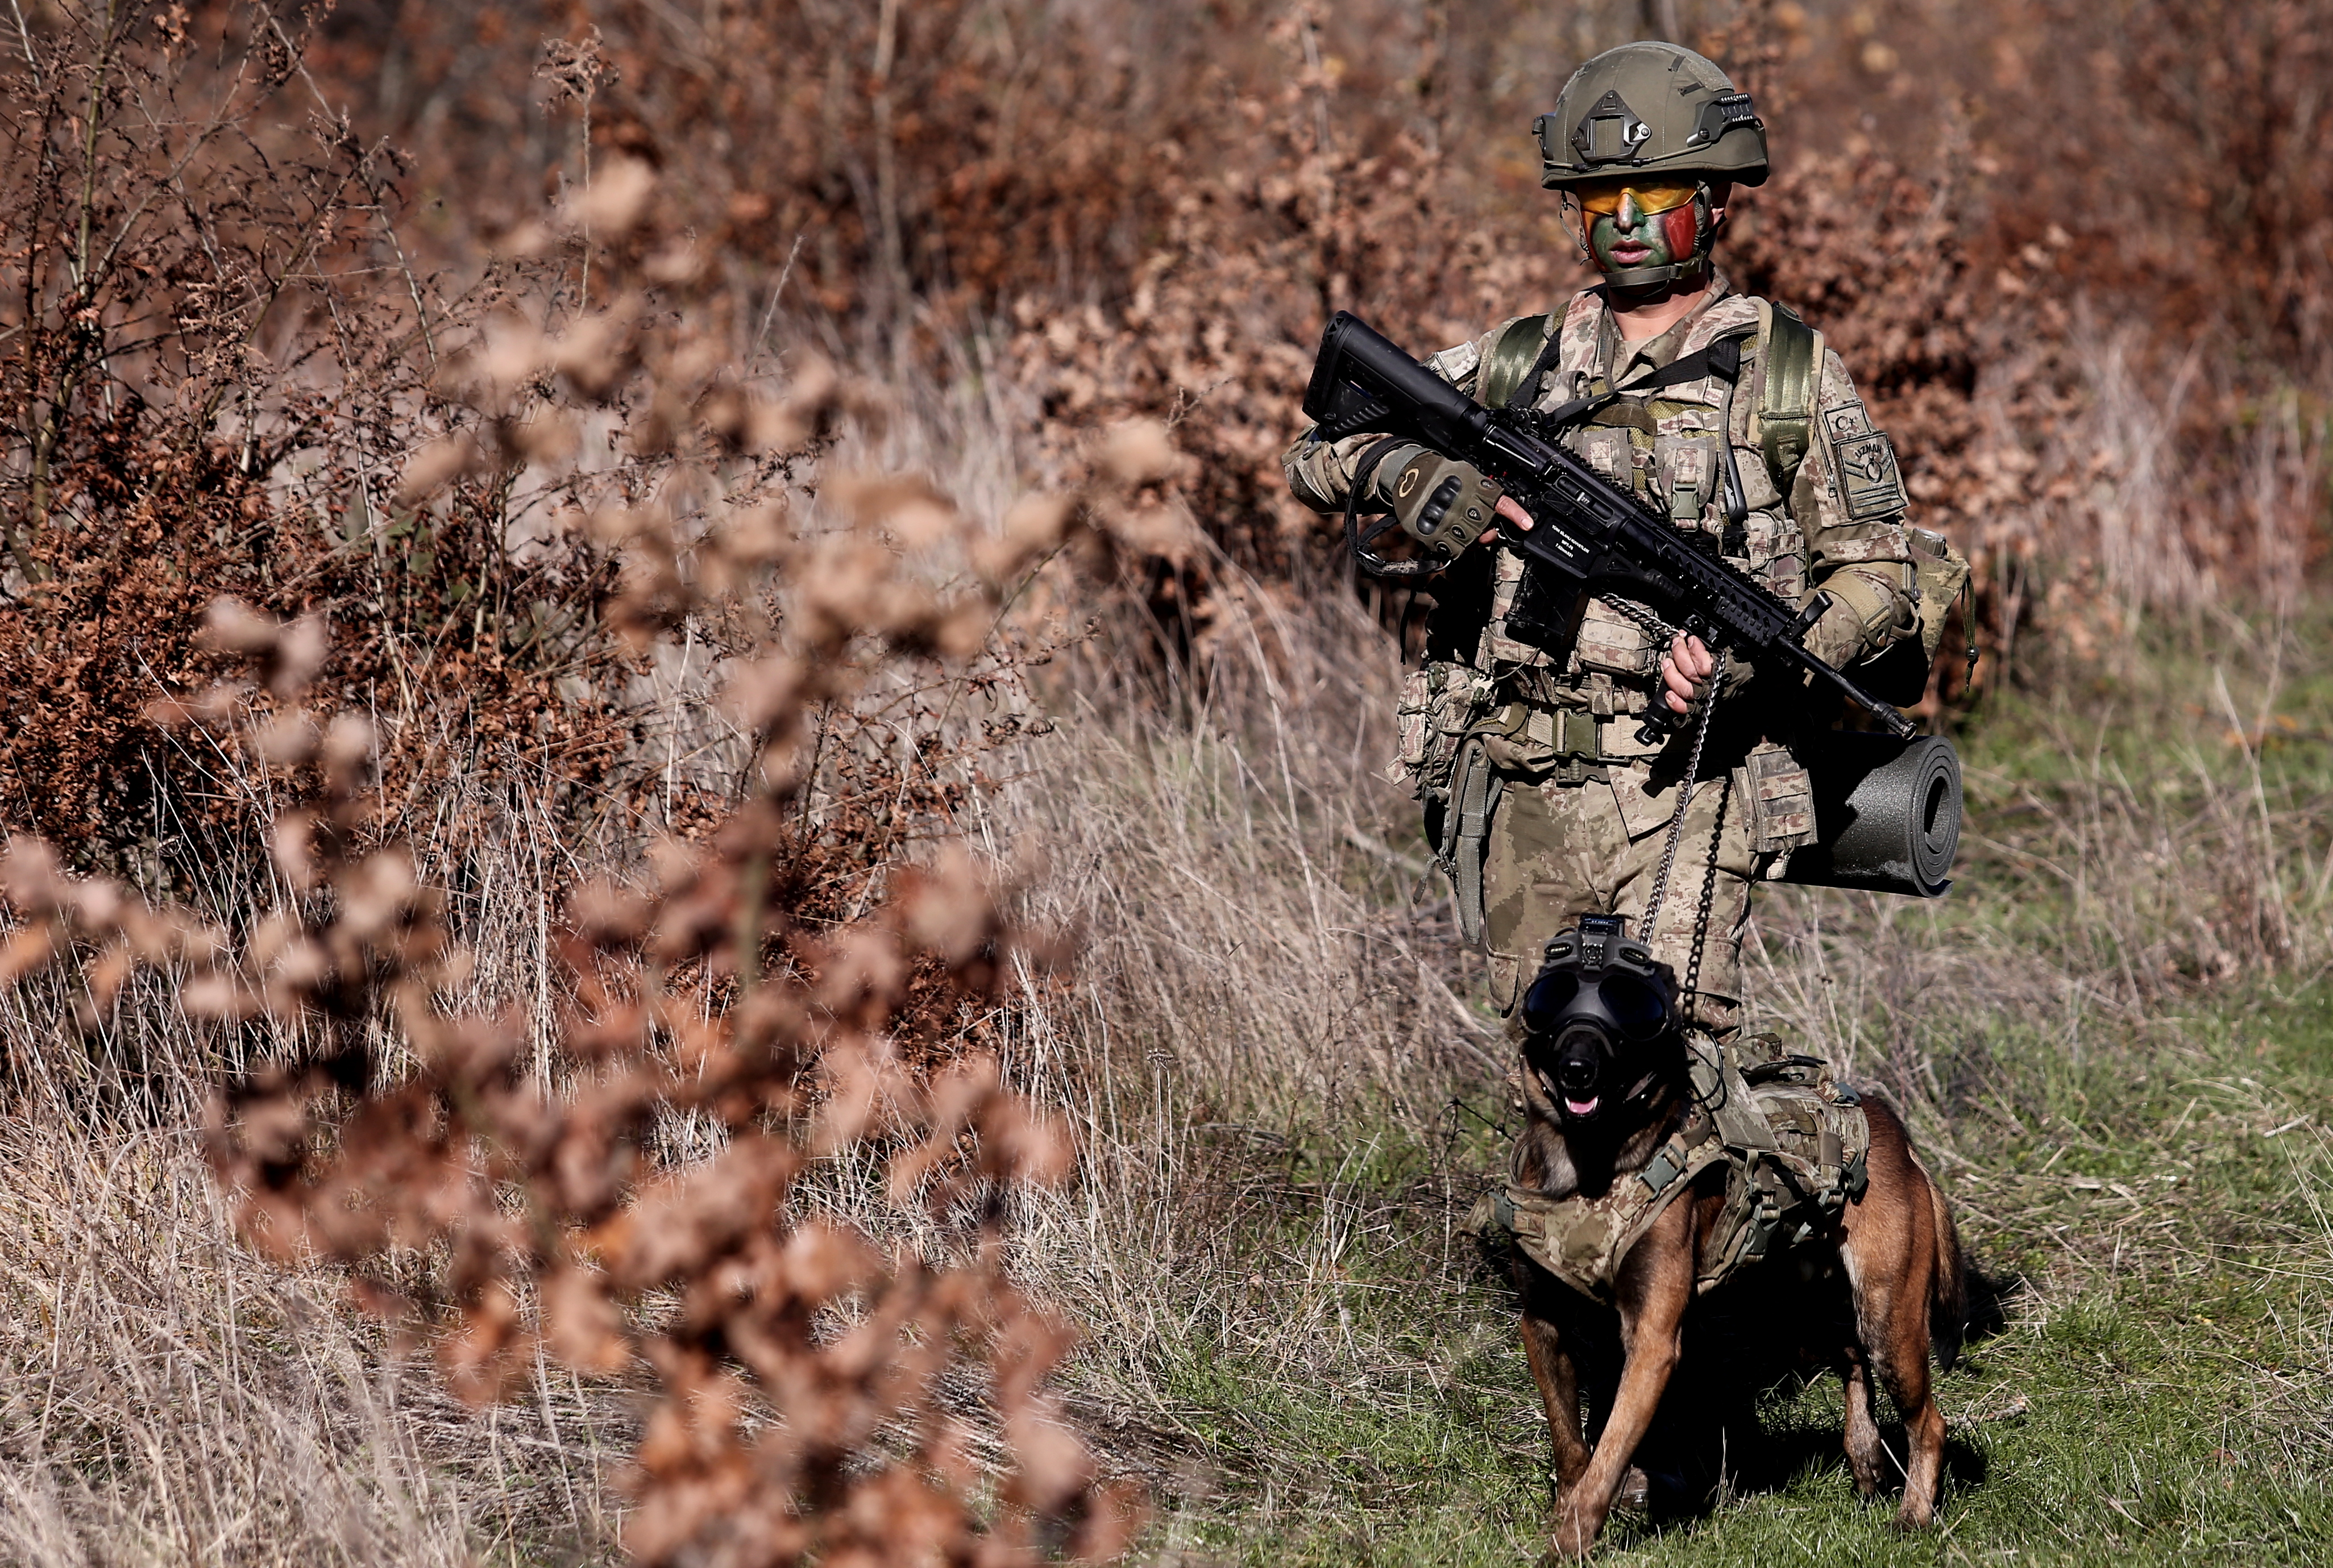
top-left (1474, 293), bottom-right (1823, 688)
top-left (1471, 1045), bottom-right (1872, 1303)
top-left (1408, 296), bottom-right (1828, 943)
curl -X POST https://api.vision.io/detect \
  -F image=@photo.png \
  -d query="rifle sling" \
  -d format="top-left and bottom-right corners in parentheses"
top-left (1538, 330), bottom-right (1750, 429)
top-left (1446, 736), bottom-right (1504, 946)
top-left (1344, 434), bottom-right (1427, 579)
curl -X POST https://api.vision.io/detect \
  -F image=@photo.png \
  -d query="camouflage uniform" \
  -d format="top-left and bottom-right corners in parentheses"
top-left (1284, 274), bottom-right (1919, 1034)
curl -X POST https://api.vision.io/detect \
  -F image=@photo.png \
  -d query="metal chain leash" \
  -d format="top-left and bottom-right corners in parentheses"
top-left (1639, 672), bottom-right (1720, 948)
top-left (1681, 773), bottom-right (1733, 1003)
top-left (1601, 594), bottom-right (1680, 644)
top-left (1585, 589), bottom-right (1723, 968)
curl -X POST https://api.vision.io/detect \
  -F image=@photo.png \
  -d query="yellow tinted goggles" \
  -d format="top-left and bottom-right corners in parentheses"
top-left (1575, 180), bottom-right (1701, 218)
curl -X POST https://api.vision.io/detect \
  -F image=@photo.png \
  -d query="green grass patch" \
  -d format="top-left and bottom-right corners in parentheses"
top-left (1131, 983), bottom-right (2333, 1565)
top-left (1117, 605), bottom-right (2333, 1562)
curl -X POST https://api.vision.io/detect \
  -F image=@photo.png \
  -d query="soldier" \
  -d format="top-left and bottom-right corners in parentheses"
top-left (1284, 41), bottom-right (1920, 1039)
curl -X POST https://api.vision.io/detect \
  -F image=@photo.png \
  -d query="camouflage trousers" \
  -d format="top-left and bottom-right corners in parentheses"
top-left (1480, 761), bottom-right (1756, 1036)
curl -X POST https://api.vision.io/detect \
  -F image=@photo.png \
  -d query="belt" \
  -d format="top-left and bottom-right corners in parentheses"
top-left (1474, 701), bottom-right (1610, 785)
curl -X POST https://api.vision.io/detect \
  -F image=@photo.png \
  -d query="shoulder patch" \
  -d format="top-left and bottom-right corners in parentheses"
top-left (1824, 400), bottom-right (1908, 522)
top-left (1823, 400), bottom-right (1873, 442)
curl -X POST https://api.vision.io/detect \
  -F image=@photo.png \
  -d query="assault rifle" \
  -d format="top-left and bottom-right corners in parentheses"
top-left (1303, 310), bottom-right (1915, 742)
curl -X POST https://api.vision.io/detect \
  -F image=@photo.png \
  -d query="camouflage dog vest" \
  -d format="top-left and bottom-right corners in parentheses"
top-left (1476, 1043), bottom-right (1871, 1302)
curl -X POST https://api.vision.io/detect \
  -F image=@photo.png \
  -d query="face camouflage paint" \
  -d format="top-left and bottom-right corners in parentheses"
top-left (1581, 184), bottom-right (1703, 281)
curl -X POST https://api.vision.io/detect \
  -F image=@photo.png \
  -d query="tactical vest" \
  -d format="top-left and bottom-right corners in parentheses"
top-left (1468, 1046), bottom-right (1872, 1302)
top-left (1477, 298), bottom-right (1821, 495)
top-left (1473, 301), bottom-right (1969, 706)
top-left (1409, 297), bottom-right (1829, 941)
top-left (1451, 297), bottom-right (1816, 712)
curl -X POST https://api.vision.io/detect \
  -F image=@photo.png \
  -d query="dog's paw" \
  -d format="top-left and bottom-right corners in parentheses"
top-left (1892, 1494), bottom-right (1940, 1530)
top-left (1549, 1505), bottom-right (1604, 1559)
top-left (1614, 1466), bottom-right (1650, 1512)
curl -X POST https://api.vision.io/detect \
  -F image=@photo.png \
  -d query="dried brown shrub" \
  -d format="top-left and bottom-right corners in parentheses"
top-left (3, 12), bottom-right (1142, 1558)
top-left (275, 0), bottom-right (2328, 666)
top-left (0, 2), bottom-right (633, 881)
top-left (3, 602), bottom-right (1137, 1565)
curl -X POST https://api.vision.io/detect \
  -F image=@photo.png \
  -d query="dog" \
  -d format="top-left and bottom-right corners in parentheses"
top-left (1494, 916), bottom-right (1965, 1557)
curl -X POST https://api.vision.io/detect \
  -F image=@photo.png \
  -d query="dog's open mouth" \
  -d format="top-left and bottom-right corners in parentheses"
top-left (1535, 1066), bottom-right (1603, 1120)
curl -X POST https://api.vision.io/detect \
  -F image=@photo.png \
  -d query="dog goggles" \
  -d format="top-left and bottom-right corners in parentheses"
top-left (1521, 914), bottom-right (1678, 1043)
top-left (1572, 178), bottom-right (1702, 219)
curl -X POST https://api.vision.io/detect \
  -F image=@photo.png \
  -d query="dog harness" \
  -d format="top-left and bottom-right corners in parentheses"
top-left (1473, 1042), bottom-right (1871, 1302)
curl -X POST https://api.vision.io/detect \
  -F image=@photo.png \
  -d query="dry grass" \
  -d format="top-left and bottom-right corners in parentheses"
top-left (0, 1110), bottom-right (624, 1566)
top-left (0, 760), bottom-right (634, 1563)
top-left (0, 9), bottom-right (2328, 1559)
top-left (0, 298), bottom-right (2321, 1565)
top-left (992, 592), bottom-right (2333, 1562)
top-left (1018, 591), bottom-right (1474, 1124)
top-left (4, 320), bottom-right (2328, 1565)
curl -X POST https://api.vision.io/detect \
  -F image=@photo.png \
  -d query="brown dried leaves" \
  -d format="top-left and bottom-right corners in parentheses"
top-left (0, 32), bottom-right (1133, 1554)
top-left (5, 521), bottom-right (1121, 1562)
top-left (16, 664), bottom-right (1126, 1560)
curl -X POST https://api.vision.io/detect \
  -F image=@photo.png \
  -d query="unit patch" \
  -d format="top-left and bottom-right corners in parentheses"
top-left (1823, 400), bottom-right (1908, 521)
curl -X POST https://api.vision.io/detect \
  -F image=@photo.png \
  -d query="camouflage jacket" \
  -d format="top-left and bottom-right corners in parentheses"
top-left (1284, 275), bottom-right (1919, 792)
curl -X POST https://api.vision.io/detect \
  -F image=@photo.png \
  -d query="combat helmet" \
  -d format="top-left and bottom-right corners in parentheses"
top-left (1535, 41), bottom-right (1767, 288)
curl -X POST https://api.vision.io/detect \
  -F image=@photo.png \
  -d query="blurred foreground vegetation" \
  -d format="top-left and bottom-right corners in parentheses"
top-left (1, 2), bottom-right (2330, 1563)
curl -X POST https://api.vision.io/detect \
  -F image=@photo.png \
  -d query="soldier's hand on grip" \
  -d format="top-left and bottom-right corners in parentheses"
top-left (1375, 446), bottom-right (1505, 570)
top-left (1659, 633), bottom-right (1718, 716)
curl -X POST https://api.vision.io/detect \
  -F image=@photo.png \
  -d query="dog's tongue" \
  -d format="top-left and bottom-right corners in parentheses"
top-left (1565, 1094), bottom-right (1600, 1117)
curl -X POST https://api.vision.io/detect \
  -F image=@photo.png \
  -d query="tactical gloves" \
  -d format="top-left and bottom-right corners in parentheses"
top-left (1372, 444), bottom-right (1505, 570)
